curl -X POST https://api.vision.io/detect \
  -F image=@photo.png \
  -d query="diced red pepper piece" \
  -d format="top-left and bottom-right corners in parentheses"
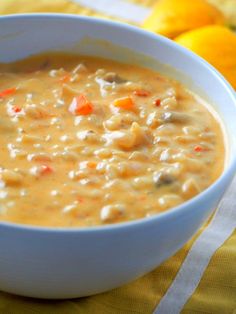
top-left (12, 106), bottom-right (22, 113)
top-left (154, 99), bottom-right (161, 106)
top-left (0, 87), bottom-right (16, 98)
top-left (194, 145), bottom-right (203, 152)
top-left (69, 94), bottom-right (93, 115)
top-left (40, 165), bottom-right (53, 175)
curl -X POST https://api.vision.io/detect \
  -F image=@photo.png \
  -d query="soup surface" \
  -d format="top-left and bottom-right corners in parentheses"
top-left (0, 53), bottom-right (224, 227)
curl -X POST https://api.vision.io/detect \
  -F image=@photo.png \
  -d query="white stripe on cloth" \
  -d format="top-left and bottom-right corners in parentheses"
top-left (153, 175), bottom-right (236, 314)
top-left (72, 0), bottom-right (150, 23)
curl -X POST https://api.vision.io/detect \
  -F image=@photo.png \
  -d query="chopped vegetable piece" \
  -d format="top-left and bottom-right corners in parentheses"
top-left (194, 145), bottom-right (204, 152)
top-left (12, 106), bottom-right (22, 113)
top-left (133, 89), bottom-right (150, 97)
top-left (69, 94), bottom-right (93, 116)
top-left (154, 99), bottom-right (161, 106)
top-left (0, 87), bottom-right (16, 98)
top-left (153, 171), bottom-right (175, 187)
top-left (103, 72), bottom-right (127, 84)
top-left (87, 161), bottom-right (97, 169)
top-left (40, 165), bottom-right (53, 175)
top-left (59, 73), bottom-right (71, 83)
top-left (113, 96), bottom-right (135, 111)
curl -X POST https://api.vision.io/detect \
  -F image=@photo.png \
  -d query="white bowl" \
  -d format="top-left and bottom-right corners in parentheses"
top-left (0, 14), bottom-right (236, 299)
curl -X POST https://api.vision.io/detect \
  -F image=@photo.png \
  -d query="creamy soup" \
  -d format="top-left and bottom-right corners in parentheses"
top-left (0, 53), bottom-right (224, 227)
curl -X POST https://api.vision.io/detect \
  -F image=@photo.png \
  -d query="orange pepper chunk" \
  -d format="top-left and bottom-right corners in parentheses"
top-left (59, 73), bottom-right (71, 83)
top-left (113, 96), bottom-right (135, 111)
top-left (0, 87), bottom-right (16, 98)
top-left (69, 94), bottom-right (93, 116)
top-left (87, 161), bottom-right (97, 169)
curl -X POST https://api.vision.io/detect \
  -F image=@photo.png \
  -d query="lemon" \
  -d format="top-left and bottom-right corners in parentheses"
top-left (175, 25), bottom-right (236, 89)
top-left (142, 0), bottom-right (224, 38)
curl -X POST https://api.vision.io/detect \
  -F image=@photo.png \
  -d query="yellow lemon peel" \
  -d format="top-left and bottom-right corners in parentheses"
top-left (142, 0), bottom-right (224, 38)
top-left (175, 25), bottom-right (236, 89)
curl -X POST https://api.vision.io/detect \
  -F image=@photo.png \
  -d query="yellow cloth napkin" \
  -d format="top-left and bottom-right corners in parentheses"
top-left (0, 1), bottom-right (235, 313)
